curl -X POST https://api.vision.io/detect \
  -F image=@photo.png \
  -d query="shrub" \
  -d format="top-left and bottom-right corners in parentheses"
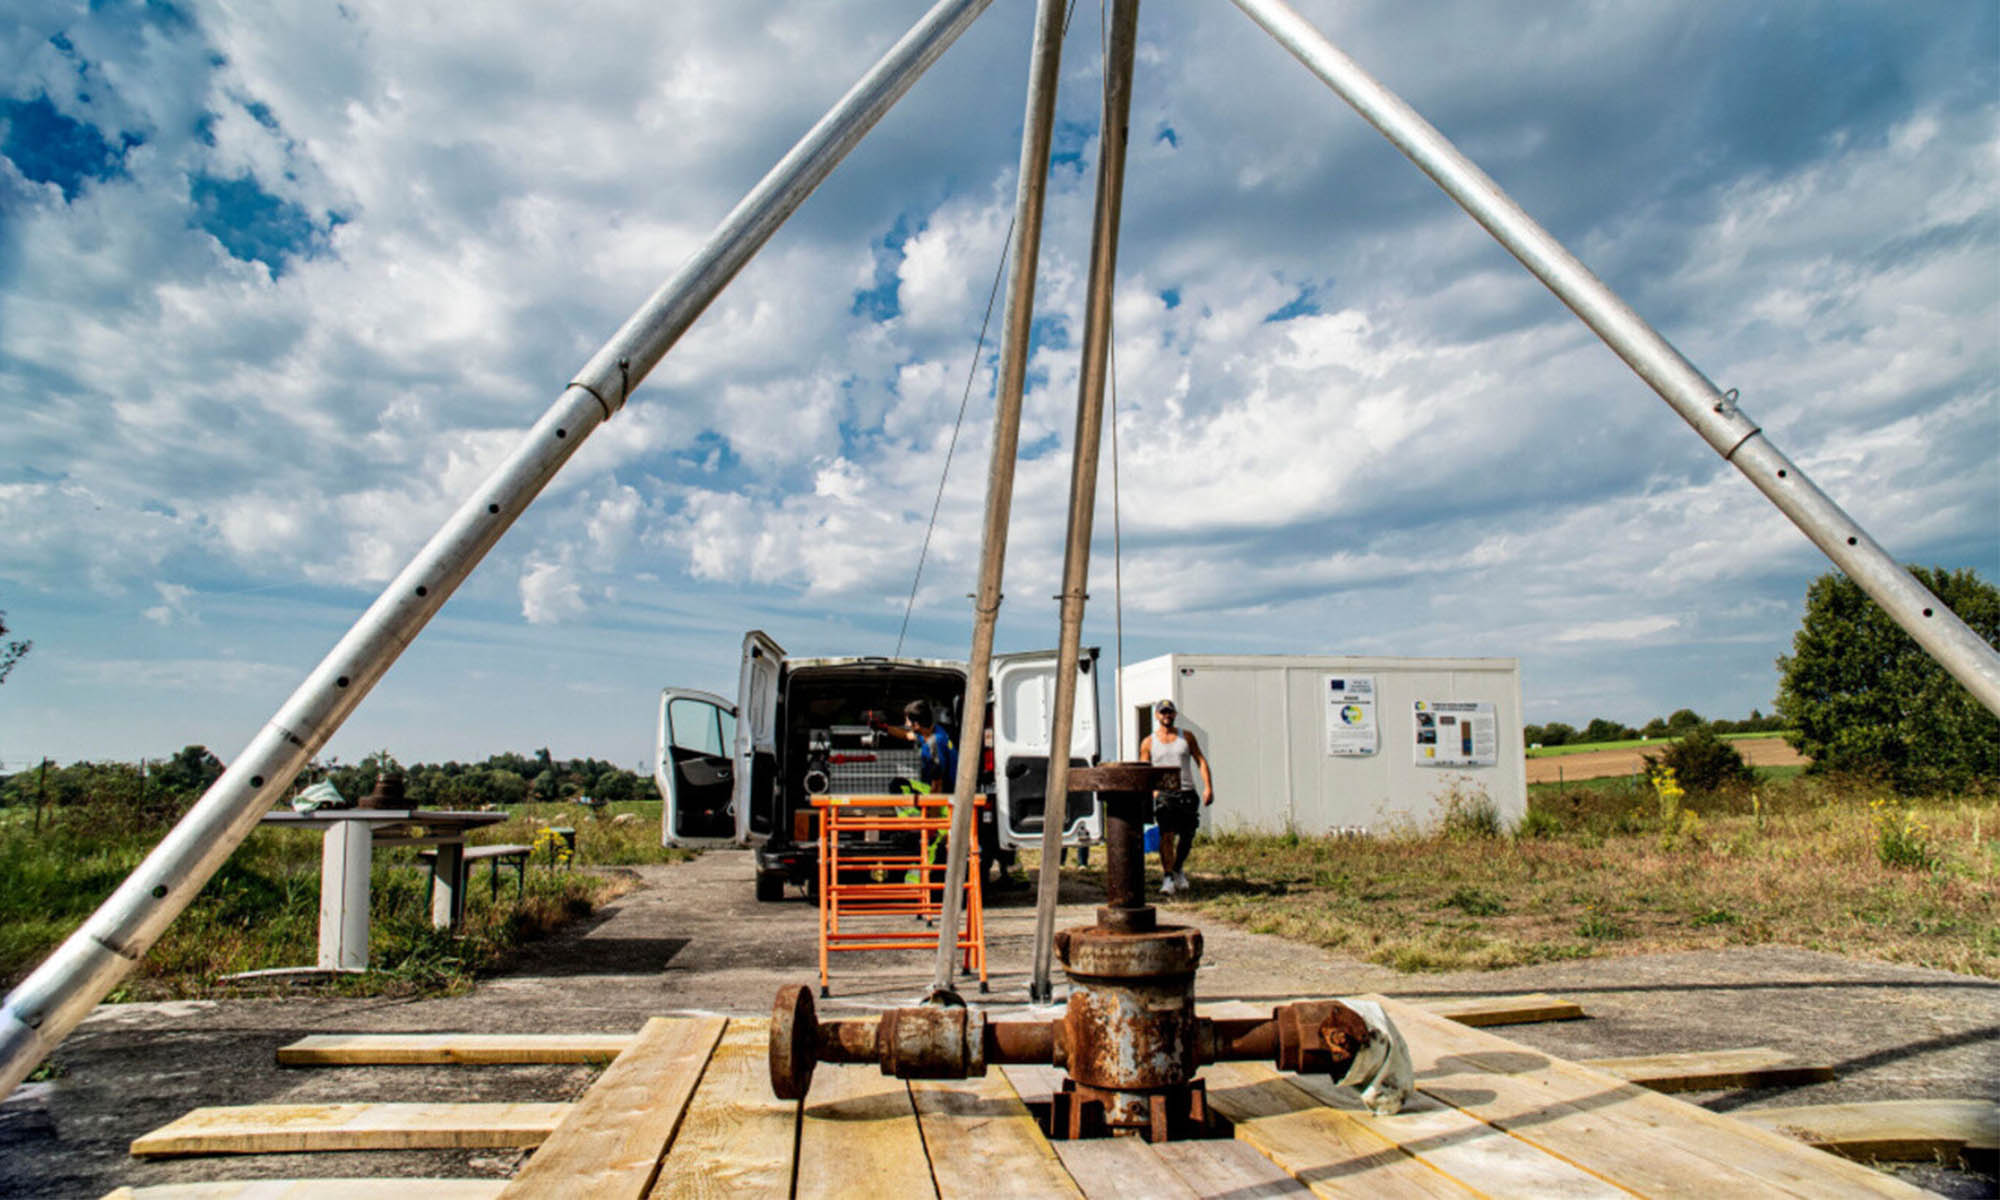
top-left (1437, 783), bottom-right (1502, 839)
top-left (1644, 724), bottom-right (1754, 795)
top-left (1871, 799), bottom-right (1938, 871)
top-left (1776, 566), bottom-right (1999, 793)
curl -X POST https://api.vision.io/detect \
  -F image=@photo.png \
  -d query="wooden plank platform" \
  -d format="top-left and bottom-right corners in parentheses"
top-left (501, 1015), bottom-right (725, 1199)
top-left (1582, 1045), bottom-right (1836, 1093)
top-left (130, 1103), bottom-right (568, 1157)
top-left (131, 1010), bottom-right (1936, 1197)
top-left (104, 1183), bottom-right (507, 1199)
top-left (278, 1032), bottom-right (632, 1065)
top-left (1415, 992), bottom-right (1586, 1027)
top-left (1736, 1098), bottom-right (1999, 1162)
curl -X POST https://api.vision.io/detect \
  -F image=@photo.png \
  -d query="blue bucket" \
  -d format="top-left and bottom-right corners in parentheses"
top-left (1143, 824), bottom-right (1160, 854)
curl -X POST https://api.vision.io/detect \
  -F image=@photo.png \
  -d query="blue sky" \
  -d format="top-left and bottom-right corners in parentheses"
top-left (1, 0), bottom-right (1994, 771)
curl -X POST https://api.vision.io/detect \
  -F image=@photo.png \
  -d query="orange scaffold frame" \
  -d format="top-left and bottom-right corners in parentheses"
top-left (809, 793), bottom-right (987, 996)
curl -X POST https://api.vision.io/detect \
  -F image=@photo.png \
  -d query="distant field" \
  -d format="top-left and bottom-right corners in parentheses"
top-left (1527, 733), bottom-right (1806, 785)
top-left (1527, 731), bottom-right (1795, 758)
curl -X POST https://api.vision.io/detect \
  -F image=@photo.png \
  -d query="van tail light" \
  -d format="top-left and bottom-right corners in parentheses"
top-left (982, 748), bottom-right (994, 773)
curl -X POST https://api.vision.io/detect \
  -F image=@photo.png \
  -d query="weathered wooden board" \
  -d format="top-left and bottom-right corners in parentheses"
top-left (502, 1015), bottom-right (725, 1199)
top-left (278, 1032), bottom-right (632, 1066)
top-left (102, 1183), bottom-right (507, 1199)
top-left (1377, 996), bottom-right (1929, 1198)
top-left (1279, 1067), bottom-right (1627, 1198)
top-left (1150, 1138), bottom-right (1315, 1198)
top-left (794, 1063), bottom-right (935, 1200)
top-left (1736, 1098), bottom-right (1999, 1162)
top-left (912, 1071), bottom-right (1079, 1199)
top-left (1049, 1137), bottom-right (1200, 1200)
top-left (649, 1019), bottom-right (798, 1200)
top-left (1582, 1046), bottom-right (1835, 1093)
top-left (1416, 993), bottom-right (1587, 1028)
top-left (129, 1103), bottom-right (568, 1157)
top-left (1202, 1061), bottom-right (1481, 1199)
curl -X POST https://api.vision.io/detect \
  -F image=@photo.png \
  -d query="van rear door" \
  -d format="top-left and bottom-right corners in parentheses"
top-left (656, 688), bottom-right (739, 848)
top-left (735, 630), bottom-right (786, 842)
top-left (990, 647), bottom-right (1103, 850)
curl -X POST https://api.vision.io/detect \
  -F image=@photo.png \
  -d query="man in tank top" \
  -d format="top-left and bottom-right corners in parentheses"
top-left (1137, 698), bottom-right (1213, 896)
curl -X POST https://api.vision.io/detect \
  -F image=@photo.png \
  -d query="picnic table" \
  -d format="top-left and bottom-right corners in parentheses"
top-left (257, 808), bottom-right (507, 972)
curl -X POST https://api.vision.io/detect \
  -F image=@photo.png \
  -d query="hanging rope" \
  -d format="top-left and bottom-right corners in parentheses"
top-left (895, 223), bottom-right (1013, 657)
top-left (896, 0), bottom-right (1088, 656)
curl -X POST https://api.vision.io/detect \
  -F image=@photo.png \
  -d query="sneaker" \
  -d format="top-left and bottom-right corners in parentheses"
top-left (1160, 873), bottom-right (1178, 896)
top-left (1174, 870), bottom-right (1191, 893)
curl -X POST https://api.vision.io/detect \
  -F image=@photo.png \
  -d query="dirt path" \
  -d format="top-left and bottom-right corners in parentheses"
top-left (5, 850), bottom-right (1992, 1198)
top-left (1528, 737), bottom-right (1808, 784)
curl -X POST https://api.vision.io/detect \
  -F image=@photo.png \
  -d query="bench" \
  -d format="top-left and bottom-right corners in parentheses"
top-left (421, 843), bottom-right (534, 904)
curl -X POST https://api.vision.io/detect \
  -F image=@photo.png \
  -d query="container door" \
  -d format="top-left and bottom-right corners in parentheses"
top-left (656, 688), bottom-right (739, 848)
top-left (735, 630), bottom-right (786, 842)
top-left (990, 647), bottom-right (1102, 850)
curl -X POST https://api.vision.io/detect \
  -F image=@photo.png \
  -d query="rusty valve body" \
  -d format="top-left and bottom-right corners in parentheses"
top-left (769, 762), bottom-right (1384, 1141)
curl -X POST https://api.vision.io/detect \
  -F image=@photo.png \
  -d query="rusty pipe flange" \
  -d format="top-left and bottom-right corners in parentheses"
top-left (1273, 1000), bottom-right (1371, 1076)
top-left (878, 1004), bottom-right (987, 1080)
top-left (1056, 924), bottom-right (1202, 980)
top-left (771, 983), bottom-right (819, 1100)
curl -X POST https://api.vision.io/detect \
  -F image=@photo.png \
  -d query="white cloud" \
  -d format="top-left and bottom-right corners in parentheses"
top-left (519, 558), bottom-right (585, 625)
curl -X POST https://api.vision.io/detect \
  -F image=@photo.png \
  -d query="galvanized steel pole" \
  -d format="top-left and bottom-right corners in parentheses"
top-left (930, 0), bottom-right (1069, 998)
top-left (1030, 0), bottom-right (1141, 1005)
top-left (0, 0), bottom-right (996, 1096)
top-left (1234, 0), bottom-right (2000, 715)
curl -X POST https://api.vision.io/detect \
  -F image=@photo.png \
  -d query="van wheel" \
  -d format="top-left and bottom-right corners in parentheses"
top-left (755, 871), bottom-right (787, 902)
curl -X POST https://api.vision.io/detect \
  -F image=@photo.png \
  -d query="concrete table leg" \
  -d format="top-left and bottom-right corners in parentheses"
top-left (318, 821), bottom-right (372, 971)
top-left (431, 841), bottom-right (466, 931)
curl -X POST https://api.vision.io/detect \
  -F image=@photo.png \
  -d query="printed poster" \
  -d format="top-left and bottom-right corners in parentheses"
top-left (1413, 700), bottom-right (1497, 767)
top-left (1323, 675), bottom-right (1377, 756)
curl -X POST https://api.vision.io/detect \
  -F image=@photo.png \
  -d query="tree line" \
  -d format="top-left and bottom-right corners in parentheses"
top-left (0, 746), bottom-right (652, 819)
top-left (1524, 708), bottom-right (1787, 749)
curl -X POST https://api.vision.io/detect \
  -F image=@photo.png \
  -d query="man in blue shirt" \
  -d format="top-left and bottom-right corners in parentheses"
top-left (877, 699), bottom-right (955, 791)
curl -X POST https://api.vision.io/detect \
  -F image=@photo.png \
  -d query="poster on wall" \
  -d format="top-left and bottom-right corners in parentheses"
top-left (1413, 700), bottom-right (1497, 767)
top-left (1323, 675), bottom-right (1378, 756)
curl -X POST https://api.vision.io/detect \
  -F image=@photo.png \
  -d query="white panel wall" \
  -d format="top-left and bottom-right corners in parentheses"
top-left (1119, 655), bottom-right (1526, 836)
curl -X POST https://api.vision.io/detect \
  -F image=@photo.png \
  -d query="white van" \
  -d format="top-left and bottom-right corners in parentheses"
top-left (656, 630), bottom-right (1103, 900)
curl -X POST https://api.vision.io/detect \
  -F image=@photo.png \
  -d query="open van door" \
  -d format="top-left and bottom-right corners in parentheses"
top-left (991, 647), bottom-right (1102, 851)
top-left (656, 688), bottom-right (738, 848)
top-left (735, 630), bottom-right (786, 843)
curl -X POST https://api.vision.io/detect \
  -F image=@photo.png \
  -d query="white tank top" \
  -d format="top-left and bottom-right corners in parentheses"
top-left (1149, 732), bottom-right (1196, 790)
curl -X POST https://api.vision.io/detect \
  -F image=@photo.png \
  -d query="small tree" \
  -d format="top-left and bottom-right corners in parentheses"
top-left (1539, 722), bottom-right (1576, 747)
top-left (0, 610), bottom-right (29, 685)
top-left (1775, 566), bottom-right (1999, 793)
top-left (1664, 708), bottom-right (1704, 736)
top-left (1581, 717), bottom-right (1626, 744)
top-left (1643, 724), bottom-right (1754, 794)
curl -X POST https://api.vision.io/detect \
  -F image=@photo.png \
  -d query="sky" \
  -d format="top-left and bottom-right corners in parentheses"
top-left (1, 0), bottom-right (1994, 773)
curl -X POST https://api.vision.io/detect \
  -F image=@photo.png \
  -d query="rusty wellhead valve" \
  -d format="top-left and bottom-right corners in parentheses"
top-left (768, 762), bottom-right (1413, 1140)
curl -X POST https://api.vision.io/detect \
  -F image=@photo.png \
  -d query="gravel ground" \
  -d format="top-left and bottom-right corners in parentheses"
top-left (4, 849), bottom-right (1993, 1198)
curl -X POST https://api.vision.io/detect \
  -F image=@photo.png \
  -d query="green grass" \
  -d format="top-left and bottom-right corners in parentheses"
top-left (0, 798), bottom-right (693, 1000)
top-left (1526, 731), bottom-right (1794, 758)
top-left (1172, 772), bottom-right (1997, 979)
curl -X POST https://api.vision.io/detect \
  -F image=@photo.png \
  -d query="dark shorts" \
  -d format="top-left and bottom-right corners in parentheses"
top-left (1154, 788), bottom-right (1201, 835)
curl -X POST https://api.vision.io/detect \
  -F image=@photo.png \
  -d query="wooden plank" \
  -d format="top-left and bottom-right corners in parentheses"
top-left (912, 1072), bottom-right (1080, 1199)
top-left (794, 1063), bottom-right (935, 1200)
top-left (278, 1032), bottom-right (634, 1066)
top-left (1151, 1138), bottom-right (1315, 1198)
top-left (1377, 996), bottom-right (1929, 1198)
top-left (1581, 1046), bottom-right (1836, 1093)
top-left (650, 1019), bottom-right (797, 1200)
top-left (1736, 1099), bottom-right (1999, 1162)
top-left (502, 1015), bottom-right (726, 1200)
top-left (1282, 1067), bottom-right (1627, 1198)
top-left (1202, 1061), bottom-right (1480, 1199)
top-left (1417, 993), bottom-right (1587, 1028)
top-left (103, 1183), bottom-right (506, 1199)
top-left (129, 1103), bottom-right (568, 1157)
top-left (1049, 1138), bottom-right (1199, 1200)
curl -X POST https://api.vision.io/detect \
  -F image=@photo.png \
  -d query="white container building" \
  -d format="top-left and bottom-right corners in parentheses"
top-left (1115, 654), bottom-right (1527, 836)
